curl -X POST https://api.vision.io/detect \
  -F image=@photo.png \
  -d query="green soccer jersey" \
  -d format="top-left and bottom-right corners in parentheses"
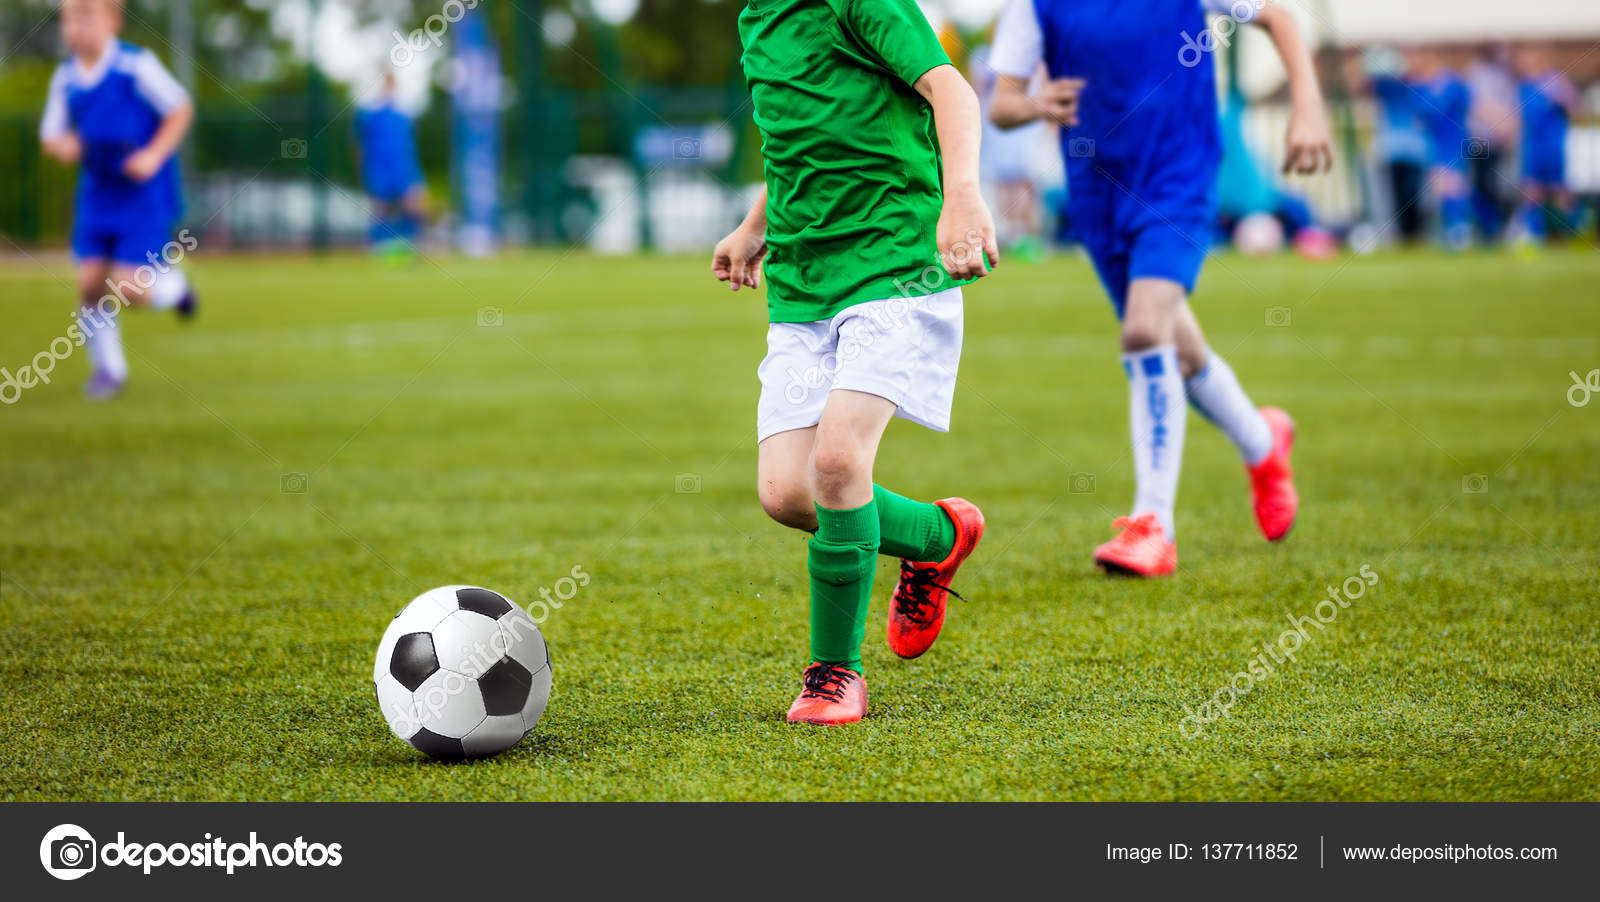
top-left (739, 0), bottom-right (969, 323)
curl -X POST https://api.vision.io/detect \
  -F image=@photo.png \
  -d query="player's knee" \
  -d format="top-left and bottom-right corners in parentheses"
top-left (1120, 320), bottom-right (1161, 352)
top-left (758, 479), bottom-right (815, 531)
top-left (1177, 345), bottom-right (1208, 380)
top-left (808, 441), bottom-right (870, 501)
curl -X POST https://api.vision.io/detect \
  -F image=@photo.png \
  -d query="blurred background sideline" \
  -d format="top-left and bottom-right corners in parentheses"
top-left (2, 0), bottom-right (1599, 257)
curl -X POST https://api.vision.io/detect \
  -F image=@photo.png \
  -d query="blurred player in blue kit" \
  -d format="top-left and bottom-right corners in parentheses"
top-left (355, 72), bottom-right (428, 262)
top-left (1514, 47), bottom-right (1578, 248)
top-left (39, 0), bottom-right (198, 400)
top-left (987, 0), bottom-right (1331, 576)
top-left (1409, 49), bottom-right (1474, 250)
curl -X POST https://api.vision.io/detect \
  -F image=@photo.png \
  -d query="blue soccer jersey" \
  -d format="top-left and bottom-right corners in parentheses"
top-left (355, 101), bottom-right (423, 203)
top-left (1519, 73), bottom-right (1573, 186)
top-left (990, 0), bottom-right (1258, 313)
top-left (1412, 72), bottom-right (1472, 172)
top-left (41, 39), bottom-right (189, 264)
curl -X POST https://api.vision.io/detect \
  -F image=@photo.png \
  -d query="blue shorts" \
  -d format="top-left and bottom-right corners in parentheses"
top-left (1078, 210), bottom-right (1211, 319)
top-left (72, 219), bottom-right (175, 267)
top-left (365, 174), bottom-right (422, 205)
top-left (1522, 149), bottom-right (1566, 187)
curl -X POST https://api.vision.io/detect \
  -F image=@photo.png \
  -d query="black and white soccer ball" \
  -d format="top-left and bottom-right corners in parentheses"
top-left (373, 585), bottom-right (551, 760)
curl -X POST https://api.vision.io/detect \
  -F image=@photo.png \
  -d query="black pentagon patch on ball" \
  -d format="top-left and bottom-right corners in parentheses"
top-left (478, 657), bottom-right (533, 716)
top-left (455, 587), bottom-right (512, 619)
top-left (407, 727), bottom-right (465, 761)
top-left (389, 632), bottom-right (439, 692)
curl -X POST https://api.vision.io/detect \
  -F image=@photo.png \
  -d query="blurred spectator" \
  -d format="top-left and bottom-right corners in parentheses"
top-left (1465, 44), bottom-right (1520, 240)
top-left (1514, 46), bottom-right (1578, 247)
top-left (1364, 46), bottom-right (1429, 243)
top-left (1410, 48), bottom-right (1474, 250)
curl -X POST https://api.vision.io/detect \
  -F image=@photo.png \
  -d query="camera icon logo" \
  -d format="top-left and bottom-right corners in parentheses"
top-left (281, 472), bottom-right (309, 494)
top-left (280, 138), bottom-right (308, 159)
top-left (1461, 137), bottom-right (1489, 160)
top-left (674, 473), bottom-right (702, 494)
top-left (40, 824), bottom-right (96, 880)
top-left (1462, 473), bottom-right (1489, 494)
top-left (1265, 306), bottom-right (1292, 327)
top-left (1068, 137), bottom-right (1095, 158)
top-left (673, 137), bottom-right (702, 160)
top-left (477, 306), bottom-right (504, 327)
top-left (1069, 472), bottom-right (1096, 494)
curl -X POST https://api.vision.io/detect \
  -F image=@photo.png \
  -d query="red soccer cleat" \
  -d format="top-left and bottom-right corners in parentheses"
top-left (886, 497), bottom-right (985, 659)
top-left (785, 663), bottom-right (867, 725)
top-left (1248, 406), bottom-right (1298, 541)
top-left (1093, 513), bottom-right (1177, 577)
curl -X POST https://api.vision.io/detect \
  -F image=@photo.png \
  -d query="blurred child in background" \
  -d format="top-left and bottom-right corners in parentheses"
top-left (355, 72), bottom-right (427, 262)
top-left (1514, 47), bottom-right (1578, 250)
top-left (39, 0), bottom-right (197, 401)
top-left (1364, 46), bottom-right (1429, 243)
top-left (1410, 48), bottom-right (1474, 250)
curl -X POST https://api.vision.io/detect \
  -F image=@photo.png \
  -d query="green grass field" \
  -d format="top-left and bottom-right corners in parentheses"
top-left (2, 247), bottom-right (1597, 801)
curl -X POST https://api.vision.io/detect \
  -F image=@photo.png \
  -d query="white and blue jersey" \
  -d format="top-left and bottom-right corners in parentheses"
top-left (990, 0), bottom-right (1259, 315)
top-left (41, 39), bottom-right (189, 265)
top-left (1519, 72), bottom-right (1573, 186)
top-left (355, 101), bottom-right (423, 203)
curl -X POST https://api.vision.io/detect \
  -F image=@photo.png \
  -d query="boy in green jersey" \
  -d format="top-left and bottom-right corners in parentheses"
top-left (713, 0), bottom-right (996, 724)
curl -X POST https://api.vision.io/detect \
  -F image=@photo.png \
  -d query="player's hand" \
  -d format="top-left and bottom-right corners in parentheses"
top-left (712, 224), bottom-right (768, 291)
top-left (937, 185), bottom-right (999, 280)
top-left (122, 148), bottom-right (166, 182)
top-left (43, 133), bottom-right (82, 165)
top-left (1282, 104), bottom-right (1334, 174)
top-left (1037, 78), bottom-right (1085, 127)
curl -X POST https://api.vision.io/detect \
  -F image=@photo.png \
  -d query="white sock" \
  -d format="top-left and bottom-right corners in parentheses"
top-left (146, 267), bottom-right (189, 311)
top-left (1185, 353), bottom-right (1272, 466)
top-left (1123, 345), bottom-right (1186, 540)
top-left (80, 306), bottom-right (128, 381)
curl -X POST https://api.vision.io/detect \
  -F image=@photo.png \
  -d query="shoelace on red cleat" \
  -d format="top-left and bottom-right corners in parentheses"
top-left (799, 663), bottom-right (858, 701)
top-left (892, 561), bottom-right (965, 623)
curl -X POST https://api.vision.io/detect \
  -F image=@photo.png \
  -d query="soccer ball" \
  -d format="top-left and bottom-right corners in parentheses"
top-left (1233, 212), bottom-right (1285, 257)
top-left (373, 585), bottom-right (551, 760)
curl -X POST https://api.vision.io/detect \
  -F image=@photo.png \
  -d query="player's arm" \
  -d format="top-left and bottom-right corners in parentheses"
top-left (990, 74), bottom-right (1083, 130)
top-left (984, 0), bottom-right (1084, 132)
top-left (914, 64), bottom-right (998, 278)
top-left (123, 104), bottom-right (194, 181)
top-left (1251, 1), bottom-right (1333, 173)
top-left (122, 50), bottom-right (194, 182)
top-left (712, 184), bottom-right (768, 291)
top-left (39, 68), bottom-right (81, 165)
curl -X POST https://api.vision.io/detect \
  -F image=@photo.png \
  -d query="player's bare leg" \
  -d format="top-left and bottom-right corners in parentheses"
top-left (757, 426), bottom-right (819, 532)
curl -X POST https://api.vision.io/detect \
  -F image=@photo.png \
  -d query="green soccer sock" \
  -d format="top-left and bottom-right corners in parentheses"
top-left (808, 500), bottom-right (880, 672)
top-left (873, 484), bottom-right (956, 562)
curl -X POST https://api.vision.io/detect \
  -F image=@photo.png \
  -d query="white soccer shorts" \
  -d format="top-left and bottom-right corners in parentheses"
top-left (756, 287), bottom-right (964, 442)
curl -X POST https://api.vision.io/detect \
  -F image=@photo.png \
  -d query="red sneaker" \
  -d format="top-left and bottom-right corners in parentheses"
top-left (1093, 513), bottom-right (1177, 577)
top-left (886, 497), bottom-right (985, 659)
top-left (785, 663), bottom-right (867, 725)
top-left (1248, 406), bottom-right (1298, 541)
